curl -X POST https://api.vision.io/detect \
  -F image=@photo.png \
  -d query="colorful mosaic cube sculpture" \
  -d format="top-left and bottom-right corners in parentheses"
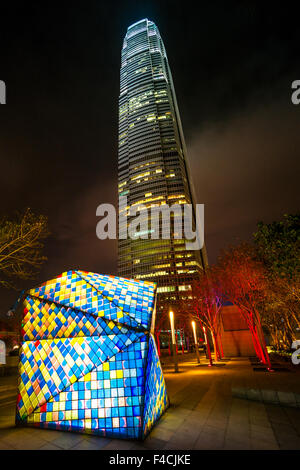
top-left (16, 270), bottom-right (169, 439)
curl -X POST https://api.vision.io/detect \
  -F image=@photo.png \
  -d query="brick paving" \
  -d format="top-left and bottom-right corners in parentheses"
top-left (0, 354), bottom-right (300, 450)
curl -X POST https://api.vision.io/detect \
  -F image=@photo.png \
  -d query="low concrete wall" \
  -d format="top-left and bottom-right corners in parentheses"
top-left (220, 305), bottom-right (256, 357)
top-left (232, 386), bottom-right (300, 408)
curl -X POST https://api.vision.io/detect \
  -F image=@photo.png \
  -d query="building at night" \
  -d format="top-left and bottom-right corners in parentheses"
top-left (118, 19), bottom-right (208, 315)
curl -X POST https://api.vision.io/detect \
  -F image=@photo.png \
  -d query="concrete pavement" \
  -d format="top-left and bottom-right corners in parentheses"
top-left (1, 354), bottom-right (300, 450)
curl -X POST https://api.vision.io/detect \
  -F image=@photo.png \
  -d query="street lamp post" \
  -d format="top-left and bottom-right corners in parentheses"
top-left (192, 321), bottom-right (200, 364)
top-left (169, 311), bottom-right (179, 373)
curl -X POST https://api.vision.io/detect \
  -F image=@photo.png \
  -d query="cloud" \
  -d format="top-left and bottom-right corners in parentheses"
top-left (188, 99), bottom-right (300, 262)
top-left (40, 177), bottom-right (118, 280)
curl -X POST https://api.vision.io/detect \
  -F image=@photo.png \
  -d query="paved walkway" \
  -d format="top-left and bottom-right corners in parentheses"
top-left (1, 355), bottom-right (300, 450)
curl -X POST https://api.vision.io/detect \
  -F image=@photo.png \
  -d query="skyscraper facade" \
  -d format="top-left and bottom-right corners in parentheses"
top-left (118, 19), bottom-right (207, 315)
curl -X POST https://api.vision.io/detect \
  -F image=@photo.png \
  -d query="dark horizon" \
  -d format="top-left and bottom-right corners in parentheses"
top-left (0, 1), bottom-right (300, 313)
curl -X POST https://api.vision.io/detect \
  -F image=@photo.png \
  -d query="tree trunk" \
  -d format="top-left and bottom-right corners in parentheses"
top-left (217, 333), bottom-right (224, 358)
top-left (156, 331), bottom-right (161, 357)
top-left (186, 335), bottom-right (190, 352)
top-left (206, 335), bottom-right (213, 366)
top-left (212, 332), bottom-right (219, 362)
top-left (216, 336), bottom-right (222, 359)
top-left (248, 322), bottom-right (265, 362)
top-left (256, 323), bottom-right (272, 370)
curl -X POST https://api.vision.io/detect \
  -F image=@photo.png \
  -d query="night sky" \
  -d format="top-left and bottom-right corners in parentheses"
top-left (1, 1), bottom-right (300, 313)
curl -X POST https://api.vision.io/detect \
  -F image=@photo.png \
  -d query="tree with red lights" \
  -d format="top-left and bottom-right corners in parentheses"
top-left (191, 269), bottom-right (224, 363)
top-left (215, 243), bottom-right (272, 370)
top-left (253, 214), bottom-right (300, 350)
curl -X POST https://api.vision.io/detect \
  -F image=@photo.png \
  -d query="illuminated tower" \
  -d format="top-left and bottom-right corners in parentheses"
top-left (118, 19), bottom-right (208, 315)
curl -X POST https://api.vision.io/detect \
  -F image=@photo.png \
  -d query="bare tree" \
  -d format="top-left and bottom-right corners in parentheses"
top-left (215, 243), bottom-right (273, 369)
top-left (0, 208), bottom-right (49, 288)
top-left (191, 269), bottom-right (224, 362)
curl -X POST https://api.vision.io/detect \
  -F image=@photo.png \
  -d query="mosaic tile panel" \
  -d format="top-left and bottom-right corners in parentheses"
top-left (143, 334), bottom-right (169, 437)
top-left (16, 270), bottom-right (168, 439)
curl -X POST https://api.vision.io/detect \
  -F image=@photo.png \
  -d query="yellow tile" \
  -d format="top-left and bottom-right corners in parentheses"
top-left (85, 419), bottom-right (92, 429)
